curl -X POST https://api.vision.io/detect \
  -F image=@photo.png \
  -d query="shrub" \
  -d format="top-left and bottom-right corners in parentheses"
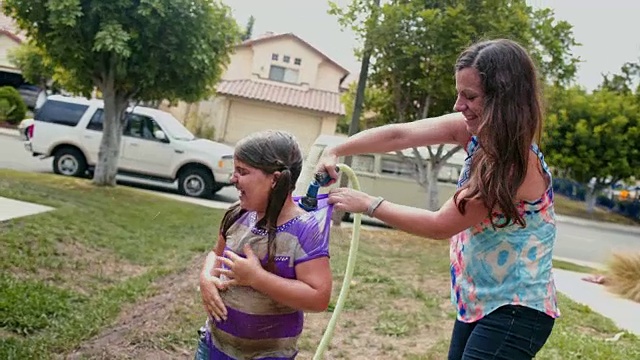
top-left (606, 252), bottom-right (640, 303)
top-left (596, 195), bottom-right (616, 209)
top-left (184, 112), bottom-right (216, 140)
top-left (553, 178), bottom-right (587, 201)
top-left (616, 200), bottom-right (640, 220)
top-left (0, 86), bottom-right (27, 124)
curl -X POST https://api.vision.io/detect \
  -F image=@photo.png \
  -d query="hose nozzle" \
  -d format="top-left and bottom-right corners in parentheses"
top-left (298, 167), bottom-right (339, 211)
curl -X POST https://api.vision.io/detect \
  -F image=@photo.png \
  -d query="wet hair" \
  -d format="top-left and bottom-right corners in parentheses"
top-left (219, 130), bottom-right (303, 271)
top-left (220, 201), bottom-right (245, 239)
top-left (453, 39), bottom-right (543, 228)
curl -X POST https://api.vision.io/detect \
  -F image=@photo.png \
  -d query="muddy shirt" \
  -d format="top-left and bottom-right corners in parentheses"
top-left (206, 201), bottom-right (331, 359)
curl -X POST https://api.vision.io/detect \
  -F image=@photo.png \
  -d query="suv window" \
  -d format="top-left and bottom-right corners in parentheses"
top-left (86, 109), bottom-right (105, 131)
top-left (87, 110), bottom-right (163, 142)
top-left (35, 100), bottom-right (88, 127)
top-left (125, 114), bottom-right (163, 141)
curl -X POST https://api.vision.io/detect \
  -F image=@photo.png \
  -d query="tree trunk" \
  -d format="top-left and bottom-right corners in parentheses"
top-left (585, 188), bottom-right (598, 213)
top-left (427, 163), bottom-right (442, 211)
top-left (408, 148), bottom-right (428, 188)
top-left (331, 0), bottom-right (380, 226)
top-left (92, 75), bottom-right (128, 186)
top-left (431, 146), bottom-right (463, 209)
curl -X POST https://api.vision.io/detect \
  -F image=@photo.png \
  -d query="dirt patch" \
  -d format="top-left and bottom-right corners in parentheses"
top-left (65, 254), bottom-right (206, 360)
top-left (64, 228), bottom-right (456, 359)
top-left (9, 240), bottom-right (147, 296)
top-left (297, 267), bottom-right (454, 358)
top-left (56, 240), bottom-right (147, 280)
top-left (298, 285), bottom-right (453, 359)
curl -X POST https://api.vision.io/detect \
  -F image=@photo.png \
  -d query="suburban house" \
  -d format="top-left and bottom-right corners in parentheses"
top-left (0, 11), bottom-right (26, 86)
top-left (162, 32), bottom-right (350, 154)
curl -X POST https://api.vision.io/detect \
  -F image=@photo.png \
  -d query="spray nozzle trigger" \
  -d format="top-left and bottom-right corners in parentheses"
top-left (298, 167), bottom-right (340, 211)
top-left (314, 167), bottom-right (339, 187)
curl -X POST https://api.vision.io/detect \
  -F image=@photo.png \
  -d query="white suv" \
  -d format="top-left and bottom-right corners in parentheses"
top-left (23, 95), bottom-right (235, 198)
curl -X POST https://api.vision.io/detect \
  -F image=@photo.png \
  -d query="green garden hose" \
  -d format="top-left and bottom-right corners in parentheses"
top-left (313, 163), bottom-right (362, 360)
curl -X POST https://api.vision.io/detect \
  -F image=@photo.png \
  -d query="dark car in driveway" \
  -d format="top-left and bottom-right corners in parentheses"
top-left (17, 84), bottom-right (45, 110)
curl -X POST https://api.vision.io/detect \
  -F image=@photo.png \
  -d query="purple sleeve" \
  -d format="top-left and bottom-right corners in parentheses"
top-left (293, 217), bottom-right (330, 265)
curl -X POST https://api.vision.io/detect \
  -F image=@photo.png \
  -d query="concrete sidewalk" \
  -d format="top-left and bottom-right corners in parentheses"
top-left (0, 196), bottom-right (54, 222)
top-left (554, 268), bottom-right (640, 336)
top-left (0, 127), bottom-right (20, 138)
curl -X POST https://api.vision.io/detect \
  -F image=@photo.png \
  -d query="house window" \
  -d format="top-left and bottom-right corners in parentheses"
top-left (380, 157), bottom-right (417, 179)
top-left (269, 65), bottom-right (299, 83)
top-left (351, 155), bottom-right (375, 173)
top-left (294, 58), bottom-right (302, 65)
top-left (272, 53), bottom-right (279, 61)
top-left (283, 55), bottom-right (290, 63)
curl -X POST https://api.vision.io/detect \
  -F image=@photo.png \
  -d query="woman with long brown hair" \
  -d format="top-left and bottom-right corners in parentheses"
top-left (318, 39), bottom-right (559, 359)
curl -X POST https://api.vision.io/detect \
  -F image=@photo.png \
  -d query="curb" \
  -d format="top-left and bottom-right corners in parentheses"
top-left (0, 128), bottom-right (20, 138)
top-left (553, 256), bottom-right (605, 271)
top-left (556, 214), bottom-right (640, 236)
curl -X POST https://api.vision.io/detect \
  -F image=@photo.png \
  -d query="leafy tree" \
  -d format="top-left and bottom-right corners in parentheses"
top-left (330, 0), bottom-right (580, 210)
top-left (599, 60), bottom-right (640, 95)
top-left (7, 41), bottom-right (76, 95)
top-left (242, 15), bottom-right (256, 41)
top-left (337, 82), bottom-right (388, 133)
top-left (7, 42), bottom-right (53, 92)
top-left (3, 0), bottom-right (240, 186)
top-left (543, 78), bottom-right (640, 212)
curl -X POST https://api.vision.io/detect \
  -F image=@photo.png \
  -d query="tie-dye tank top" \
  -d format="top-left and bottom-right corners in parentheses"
top-left (450, 136), bottom-right (561, 323)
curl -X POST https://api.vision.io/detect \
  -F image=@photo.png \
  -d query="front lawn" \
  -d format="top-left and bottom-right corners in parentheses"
top-left (554, 194), bottom-right (639, 226)
top-left (0, 169), bottom-right (222, 358)
top-left (0, 169), bottom-right (638, 359)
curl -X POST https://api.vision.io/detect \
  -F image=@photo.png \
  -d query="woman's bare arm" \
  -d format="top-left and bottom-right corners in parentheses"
top-left (326, 112), bottom-right (469, 158)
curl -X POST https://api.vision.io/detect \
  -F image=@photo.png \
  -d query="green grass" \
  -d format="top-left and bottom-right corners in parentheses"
top-left (1, 169), bottom-right (639, 359)
top-left (553, 259), bottom-right (599, 274)
top-left (554, 194), bottom-right (639, 226)
top-left (0, 169), bottom-right (222, 359)
top-left (536, 293), bottom-right (638, 359)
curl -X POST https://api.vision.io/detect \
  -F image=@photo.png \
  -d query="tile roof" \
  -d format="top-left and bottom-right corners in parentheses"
top-left (216, 79), bottom-right (345, 116)
top-left (0, 11), bottom-right (25, 43)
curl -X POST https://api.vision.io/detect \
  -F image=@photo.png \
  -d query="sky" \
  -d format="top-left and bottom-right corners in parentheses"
top-left (220, 0), bottom-right (640, 91)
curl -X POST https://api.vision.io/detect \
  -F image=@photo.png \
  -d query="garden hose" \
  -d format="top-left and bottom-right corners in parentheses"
top-left (313, 163), bottom-right (362, 360)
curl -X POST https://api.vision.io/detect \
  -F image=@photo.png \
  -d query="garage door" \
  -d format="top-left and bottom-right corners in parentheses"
top-left (224, 100), bottom-right (322, 155)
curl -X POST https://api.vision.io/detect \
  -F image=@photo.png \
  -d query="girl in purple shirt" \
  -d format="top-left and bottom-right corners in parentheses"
top-left (195, 130), bottom-right (333, 359)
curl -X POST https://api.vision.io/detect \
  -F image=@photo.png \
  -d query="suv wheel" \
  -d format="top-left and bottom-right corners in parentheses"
top-left (53, 148), bottom-right (87, 177)
top-left (178, 168), bottom-right (213, 198)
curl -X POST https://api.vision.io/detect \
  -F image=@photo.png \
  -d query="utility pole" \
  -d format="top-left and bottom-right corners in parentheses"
top-left (332, 0), bottom-right (381, 226)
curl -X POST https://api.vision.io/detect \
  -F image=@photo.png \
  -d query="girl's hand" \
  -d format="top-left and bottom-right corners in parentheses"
top-left (199, 273), bottom-right (227, 322)
top-left (328, 187), bottom-right (375, 214)
top-left (217, 244), bottom-right (264, 288)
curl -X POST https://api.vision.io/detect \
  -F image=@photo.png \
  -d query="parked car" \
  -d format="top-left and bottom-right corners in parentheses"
top-left (22, 95), bottom-right (235, 198)
top-left (17, 84), bottom-right (46, 110)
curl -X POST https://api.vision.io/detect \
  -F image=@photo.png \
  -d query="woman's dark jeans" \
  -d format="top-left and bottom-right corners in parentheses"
top-left (447, 305), bottom-right (555, 360)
